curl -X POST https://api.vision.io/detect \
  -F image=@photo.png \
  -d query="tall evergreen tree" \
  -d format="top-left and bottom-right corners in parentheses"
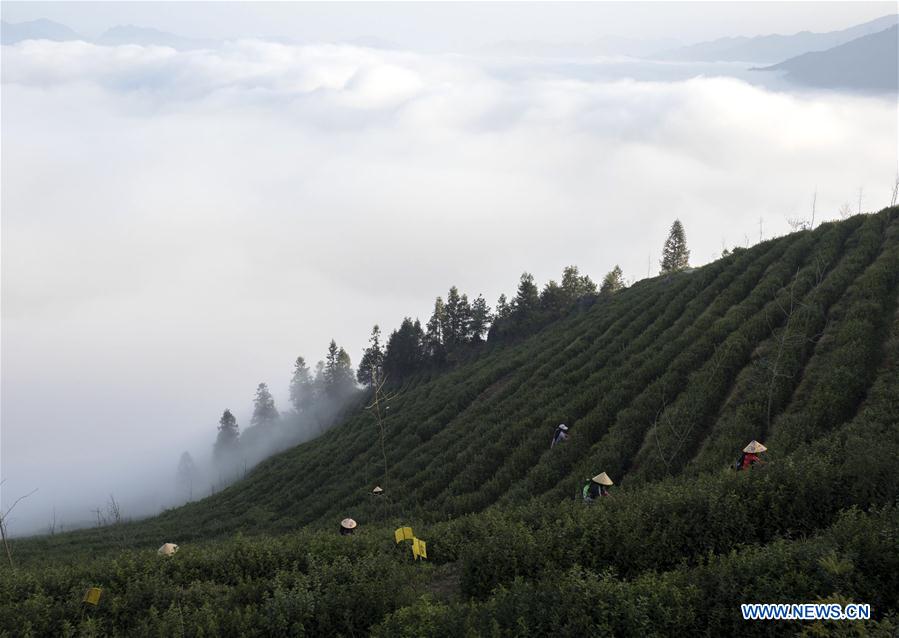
top-left (561, 265), bottom-right (597, 301)
top-left (540, 279), bottom-right (567, 315)
top-left (426, 297), bottom-right (447, 362)
top-left (214, 409), bottom-right (240, 461)
top-left (335, 347), bottom-right (355, 392)
top-left (312, 360), bottom-right (326, 399)
top-left (384, 317), bottom-right (426, 381)
top-left (660, 219), bottom-right (690, 274)
top-left (469, 295), bottom-right (492, 342)
top-left (325, 339), bottom-right (356, 397)
top-left (494, 294), bottom-right (511, 321)
top-left (458, 293), bottom-right (473, 343)
top-left (444, 287), bottom-right (463, 348)
top-left (289, 356), bottom-right (314, 414)
top-left (600, 265), bottom-right (625, 295)
top-left (176, 451), bottom-right (197, 501)
top-left (251, 382), bottom-right (279, 428)
top-left (512, 272), bottom-right (540, 316)
top-left (357, 325), bottom-right (385, 387)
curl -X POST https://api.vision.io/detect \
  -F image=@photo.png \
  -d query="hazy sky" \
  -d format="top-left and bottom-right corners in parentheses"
top-left (1, 2), bottom-right (895, 49)
top-left (2, 2), bottom-right (897, 534)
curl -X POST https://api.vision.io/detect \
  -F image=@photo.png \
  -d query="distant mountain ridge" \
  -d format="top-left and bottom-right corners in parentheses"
top-left (656, 13), bottom-right (898, 63)
top-left (1, 19), bottom-right (216, 50)
top-left (757, 25), bottom-right (898, 92)
top-left (95, 24), bottom-right (217, 50)
top-left (1, 18), bottom-right (81, 44)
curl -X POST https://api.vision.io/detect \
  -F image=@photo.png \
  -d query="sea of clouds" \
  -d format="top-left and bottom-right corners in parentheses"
top-left (2, 38), bottom-right (896, 534)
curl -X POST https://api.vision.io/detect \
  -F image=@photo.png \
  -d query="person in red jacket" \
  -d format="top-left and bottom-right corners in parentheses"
top-left (736, 440), bottom-right (767, 470)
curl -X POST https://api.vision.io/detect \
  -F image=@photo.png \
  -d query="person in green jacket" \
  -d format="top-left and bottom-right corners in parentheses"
top-left (582, 472), bottom-right (613, 503)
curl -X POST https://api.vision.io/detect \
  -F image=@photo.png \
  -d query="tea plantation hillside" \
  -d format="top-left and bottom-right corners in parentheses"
top-left (4, 208), bottom-right (899, 637)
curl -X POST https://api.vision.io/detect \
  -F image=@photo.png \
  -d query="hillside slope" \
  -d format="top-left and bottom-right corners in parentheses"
top-left (5, 208), bottom-right (899, 636)
top-left (18, 208), bottom-right (896, 546)
top-left (157, 208), bottom-right (899, 531)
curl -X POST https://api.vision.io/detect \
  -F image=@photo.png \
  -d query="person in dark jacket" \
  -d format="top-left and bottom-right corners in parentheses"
top-left (551, 423), bottom-right (569, 449)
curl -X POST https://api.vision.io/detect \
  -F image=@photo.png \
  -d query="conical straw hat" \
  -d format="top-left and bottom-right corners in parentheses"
top-left (743, 440), bottom-right (767, 454)
top-left (157, 543), bottom-right (179, 556)
top-left (372, 486), bottom-right (384, 494)
top-left (592, 472), bottom-right (613, 486)
top-left (341, 518), bottom-right (357, 530)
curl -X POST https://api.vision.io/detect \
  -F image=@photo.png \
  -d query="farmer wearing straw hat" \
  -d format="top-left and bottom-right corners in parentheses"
top-left (339, 518), bottom-right (357, 536)
top-left (551, 423), bottom-right (569, 449)
top-left (736, 440), bottom-right (767, 471)
top-left (582, 472), bottom-right (613, 503)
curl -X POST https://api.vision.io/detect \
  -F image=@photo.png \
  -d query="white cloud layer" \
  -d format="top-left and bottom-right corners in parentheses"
top-left (2, 39), bottom-right (896, 533)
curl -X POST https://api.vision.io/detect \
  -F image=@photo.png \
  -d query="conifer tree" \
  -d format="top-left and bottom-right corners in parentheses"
top-left (513, 272), bottom-right (540, 315)
top-left (469, 295), bottom-right (492, 342)
top-left (214, 409), bottom-right (240, 461)
top-left (289, 356), bottom-right (314, 414)
top-left (384, 317), bottom-right (426, 380)
top-left (444, 287), bottom-right (463, 348)
top-left (458, 293), bottom-right (473, 343)
top-left (335, 348), bottom-right (355, 393)
top-left (325, 340), bottom-right (356, 397)
top-left (494, 293), bottom-right (511, 321)
top-left (660, 219), bottom-right (690, 274)
top-left (426, 297), bottom-right (447, 361)
top-left (176, 451), bottom-right (197, 501)
top-left (358, 325), bottom-right (384, 387)
top-left (600, 265), bottom-right (625, 295)
top-left (561, 265), bottom-right (597, 301)
top-left (251, 383), bottom-right (279, 427)
top-left (540, 280), bottom-right (567, 314)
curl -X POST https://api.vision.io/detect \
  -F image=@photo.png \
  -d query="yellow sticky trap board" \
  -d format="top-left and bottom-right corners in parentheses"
top-left (411, 538), bottom-right (428, 560)
top-left (83, 587), bottom-right (102, 605)
top-left (394, 527), bottom-right (414, 543)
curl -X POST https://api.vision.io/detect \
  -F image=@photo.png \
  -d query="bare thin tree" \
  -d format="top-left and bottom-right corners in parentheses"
top-left (0, 480), bottom-right (39, 569)
top-left (364, 372), bottom-right (398, 491)
top-left (812, 190), bottom-right (818, 228)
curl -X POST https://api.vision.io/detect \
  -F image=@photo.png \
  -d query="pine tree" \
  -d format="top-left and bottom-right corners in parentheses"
top-left (384, 317), bottom-right (426, 381)
top-left (426, 297), bottom-right (447, 362)
top-left (458, 293), bottom-right (473, 343)
top-left (513, 272), bottom-right (540, 316)
top-left (176, 451), bottom-right (197, 501)
top-left (600, 265), bottom-right (625, 295)
top-left (357, 325), bottom-right (384, 387)
top-left (469, 295), bottom-right (492, 342)
top-left (335, 347), bottom-right (355, 392)
top-left (540, 280), bottom-right (567, 314)
top-left (324, 340), bottom-right (356, 397)
top-left (214, 409), bottom-right (240, 461)
top-left (289, 356), bottom-right (314, 414)
top-left (444, 287), bottom-right (463, 348)
top-left (251, 383), bottom-right (279, 427)
top-left (495, 294), bottom-right (511, 321)
top-left (313, 360), bottom-right (325, 391)
top-left (325, 340), bottom-right (340, 387)
top-left (560, 265), bottom-right (596, 301)
top-left (660, 219), bottom-right (690, 274)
